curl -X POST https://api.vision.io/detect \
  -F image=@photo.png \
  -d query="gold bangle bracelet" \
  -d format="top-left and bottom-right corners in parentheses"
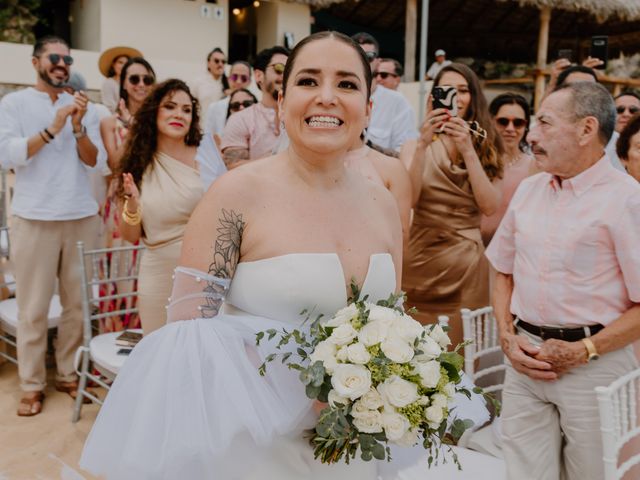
top-left (122, 198), bottom-right (142, 226)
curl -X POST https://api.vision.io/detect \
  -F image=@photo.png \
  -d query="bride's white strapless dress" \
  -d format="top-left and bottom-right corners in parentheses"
top-left (80, 253), bottom-right (490, 479)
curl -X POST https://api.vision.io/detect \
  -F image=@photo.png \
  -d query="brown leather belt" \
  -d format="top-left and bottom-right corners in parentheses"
top-left (515, 317), bottom-right (604, 342)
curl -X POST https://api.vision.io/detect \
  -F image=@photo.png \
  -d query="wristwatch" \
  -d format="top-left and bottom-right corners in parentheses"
top-left (73, 125), bottom-right (87, 139)
top-left (581, 337), bottom-right (600, 362)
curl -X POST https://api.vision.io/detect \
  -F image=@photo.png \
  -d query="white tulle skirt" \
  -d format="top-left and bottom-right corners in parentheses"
top-left (80, 315), bottom-right (376, 479)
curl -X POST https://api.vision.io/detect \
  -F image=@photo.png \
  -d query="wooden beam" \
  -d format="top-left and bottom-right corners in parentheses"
top-left (534, 6), bottom-right (551, 112)
top-left (404, 0), bottom-right (417, 81)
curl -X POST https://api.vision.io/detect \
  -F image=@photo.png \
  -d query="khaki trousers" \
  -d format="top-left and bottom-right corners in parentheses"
top-left (502, 326), bottom-right (639, 480)
top-left (11, 215), bottom-right (98, 392)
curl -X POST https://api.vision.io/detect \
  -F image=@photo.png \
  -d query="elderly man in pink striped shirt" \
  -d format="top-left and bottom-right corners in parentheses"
top-left (486, 82), bottom-right (640, 480)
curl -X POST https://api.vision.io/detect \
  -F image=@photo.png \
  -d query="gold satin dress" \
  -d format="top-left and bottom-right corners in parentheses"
top-left (402, 140), bottom-right (489, 338)
top-left (137, 152), bottom-right (204, 333)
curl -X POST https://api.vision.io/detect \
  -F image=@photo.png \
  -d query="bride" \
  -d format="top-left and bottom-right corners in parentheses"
top-left (81, 31), bottom-right (401, 479)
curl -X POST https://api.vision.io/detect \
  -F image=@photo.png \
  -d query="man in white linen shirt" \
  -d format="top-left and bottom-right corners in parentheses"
top-left (0, 36), bottom-right (104, 416)
top-left (351, 32), bottom-right (418, 153)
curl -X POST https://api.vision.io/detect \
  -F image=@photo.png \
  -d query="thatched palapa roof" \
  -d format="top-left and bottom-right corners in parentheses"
top-left (499, 0), bottom-right (640, 21)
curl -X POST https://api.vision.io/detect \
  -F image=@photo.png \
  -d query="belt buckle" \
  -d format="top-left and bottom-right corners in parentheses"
top-left (558, 328), bottom-right (564, 341)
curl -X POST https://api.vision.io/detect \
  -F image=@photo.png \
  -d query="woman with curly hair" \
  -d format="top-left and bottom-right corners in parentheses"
top-left (119, 78), bottom-right (225, 333)
top-left (402, 63), bottom-right (503, 345)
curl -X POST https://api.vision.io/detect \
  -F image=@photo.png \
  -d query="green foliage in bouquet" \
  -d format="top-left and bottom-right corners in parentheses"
top-left (257, 281), bottom-right (498, 468)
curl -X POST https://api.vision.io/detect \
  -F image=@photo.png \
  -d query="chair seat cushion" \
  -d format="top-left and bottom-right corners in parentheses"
top-left (90, 329), bottom-right (143, 374)
top-left (0, 294), bottom-right (62, 334)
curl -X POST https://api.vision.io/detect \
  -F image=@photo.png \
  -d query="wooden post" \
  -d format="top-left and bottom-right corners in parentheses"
top-left (534, 6), bottom-right (551, 112)
top-left (404, 0), bottom-right (417, 81)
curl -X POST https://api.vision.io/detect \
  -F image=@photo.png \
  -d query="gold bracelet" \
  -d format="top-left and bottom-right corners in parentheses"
top-left (122, 198), bottom-right (142, 226)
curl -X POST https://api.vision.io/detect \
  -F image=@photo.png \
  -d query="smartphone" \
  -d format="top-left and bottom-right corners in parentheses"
top-left (432, 86), bottom-right (458, 116)
top-left (117, 348), bottom-right (132, 356)
top-left (557, 49), bottom-right (573, 62)
top-left (590, 36), bottom-right (608, 70)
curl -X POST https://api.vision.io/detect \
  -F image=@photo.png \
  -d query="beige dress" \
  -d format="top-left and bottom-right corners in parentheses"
top-left (402, 140), bottom-right (489, 337)
top-left (138, 152), bottom-right (203, 333)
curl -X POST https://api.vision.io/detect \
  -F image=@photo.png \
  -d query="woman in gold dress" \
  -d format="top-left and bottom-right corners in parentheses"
top-left (118, 79), bottom-right (207, 334)
top-left (402, 63), bottom-right (503, 346)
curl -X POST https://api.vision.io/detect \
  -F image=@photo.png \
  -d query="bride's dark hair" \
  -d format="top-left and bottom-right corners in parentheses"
top-left (281, 31), bottom-right (373, 101)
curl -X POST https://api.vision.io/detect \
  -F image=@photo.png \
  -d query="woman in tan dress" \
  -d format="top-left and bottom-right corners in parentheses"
top-left (118, 79), bottom-right (206, 334)
top-left (402, 63), bottom-right (503, 346)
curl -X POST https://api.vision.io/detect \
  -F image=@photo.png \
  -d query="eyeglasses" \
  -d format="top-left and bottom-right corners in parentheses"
top-left (127, 74), bottom-right (155, 86)
top-left (213, 58), bottom-right (226, 65)
top-left (496, 117), bottom-right (527, 129)
top-left (45, 53), bottom-right (74, 66)
top-left (268, 63), bottom-right (286, 74)
top-left (229, 73), bottom-right (250, 83)
top-left (374, 71), bottom-right (399, 79)
top-left (616, 105), bottom-right (640, 115)
top-left (229, 100), bottom-right (255, 111)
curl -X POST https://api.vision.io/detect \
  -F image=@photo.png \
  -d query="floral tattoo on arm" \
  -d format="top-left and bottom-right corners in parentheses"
top-left (200, 209), bottom-right (245, 318)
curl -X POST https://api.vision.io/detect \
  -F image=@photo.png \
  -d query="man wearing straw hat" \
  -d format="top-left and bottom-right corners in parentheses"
top-left (98, 45), bottom-right (143, 113)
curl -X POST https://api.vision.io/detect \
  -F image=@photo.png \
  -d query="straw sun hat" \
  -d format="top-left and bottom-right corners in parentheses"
top-left (98, 46), bottom-right (143, 77)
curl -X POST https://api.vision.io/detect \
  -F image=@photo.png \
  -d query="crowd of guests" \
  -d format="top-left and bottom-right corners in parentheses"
top-left (0, 30), bottom-right (639, 480)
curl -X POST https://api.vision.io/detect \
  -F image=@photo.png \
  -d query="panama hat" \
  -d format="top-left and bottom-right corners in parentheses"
top-left (98, 46), bottom-right (143, 77)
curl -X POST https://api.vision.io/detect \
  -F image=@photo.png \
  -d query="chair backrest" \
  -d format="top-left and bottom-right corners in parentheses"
top-left (77, 241), bottom-right (145, 345)
top-left (596, 367), bottom-right (640, 480)
top-left (461, 306), bottom-right (505, 397)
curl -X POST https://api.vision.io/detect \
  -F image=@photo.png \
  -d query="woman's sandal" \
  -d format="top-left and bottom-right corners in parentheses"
top-left (55, 380), bottom-right (93, 404)
top-left (17, 391), bottom-right (45, 417)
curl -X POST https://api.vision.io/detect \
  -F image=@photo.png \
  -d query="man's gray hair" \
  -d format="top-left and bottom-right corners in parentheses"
top-left (555, 82), bottom-right (616, 146)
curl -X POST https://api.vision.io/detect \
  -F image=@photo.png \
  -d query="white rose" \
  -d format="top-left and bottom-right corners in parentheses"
top-left (328, 323), bottom-right (358, 346)
top-left (425, 405), bottom-right (445, 428)
top-left (347, 342), bottom-right (371, 365)
top-left (327, 304), bottom-right (359, 327)
top-left (413, 360), bottom-right (442, 389)
top-left (309, 340), bottom-right (337, 373)
top-left (414, 335), bottom-right (442, 362)
top-left (352, 410), bottom-right (384, 434)
top-left (366, 304), bottom-right (400, 326)
top-left (429, 324), bottom-right (452, 349)
top-left (359, 388), bottom-right (384, 410)
top-left (331, 364), bottom-right (372, 400)
top-left (358, 319), bottom-right (389, 347)
top-left (395, 427), bottom-right (421, 447)
top-left (381, 410), bottom-right (411, 441)
top-left (392, 315), bottom-right (425, 343)
top-left (443, 382), bottom-right (456, 398)
top-left (328, 389), bottom-right (351, 407)
top-left (431, 393), bottom-right (449, 409)
top-left (378, 375), bottom-right (420, 408)
top-left (417, 395), bottom-right (430, 406)
top-left (336, 346), bottom-right (349, 362)
top-left (381, 336), bottom-right (414, 363)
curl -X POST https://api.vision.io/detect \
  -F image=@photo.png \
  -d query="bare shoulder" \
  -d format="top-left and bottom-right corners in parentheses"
top-left (355, 170), bottom-right (398, 215)
top-left (367, 148), bottom-right (411, 184)
top-left (100, 114), bottom-right (116, 130)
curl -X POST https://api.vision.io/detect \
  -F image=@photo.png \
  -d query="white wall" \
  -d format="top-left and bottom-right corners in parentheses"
top-left (256, 2), bottom-right (279, 52)
top-left (71, 0), bottom-right (101, 52)
top-left (257, 1), bottom-right (310, 51)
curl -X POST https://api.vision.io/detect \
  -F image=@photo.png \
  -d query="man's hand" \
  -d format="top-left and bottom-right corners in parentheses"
top-left (71, 91), bottom-right (89, 131)
top-left (501, 332), bottom-right (557, 381)
top-left (582, 56), bottom-right (604, 70)
top-left (49, 104), bottom-right (76, 135)
top-left (535, 338), bottom-right (587, 376)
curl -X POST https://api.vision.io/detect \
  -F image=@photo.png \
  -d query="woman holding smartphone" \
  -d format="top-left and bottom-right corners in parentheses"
top-left (402, 63), bottom-right (503, 346)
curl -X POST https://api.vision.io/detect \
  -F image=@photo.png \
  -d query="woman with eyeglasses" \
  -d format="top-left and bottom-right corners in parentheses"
top-left (614, 91), bottom-right (640, 134)
top-left (481, 93), bottom-right (535, 245)
top-left (97, 57), bottom-right (155, 332)
top-left (402, 63), bottom-right (503, 346)
top-left (204, 61), bottom-right (253, 139)
top-left (226, 88), bottom-right (257, 119)
top-left (98, 46), bottom-right (142, 113)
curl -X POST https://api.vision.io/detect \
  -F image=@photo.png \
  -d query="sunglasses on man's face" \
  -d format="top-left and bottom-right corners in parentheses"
top-left (229, 100), bottom-right (255, 111)
top-left (365, 51), bottom-right (378, 62)
top-left (128, 74), bottom-right (155, 86)
top-left (496, 117), bottom-right (527, 129)
top-left (230, 74), bottom-right (249, 83)
top-left (213, 58), bottom-right (226, 65)
top-left (375, 71), bottom-right (398, 79)
top-left (268, 63), bottom-right (286, 75)
top-left (45, 53), bottom-right (74, 66)
top-left (616, 105), bottom-right (640, 115)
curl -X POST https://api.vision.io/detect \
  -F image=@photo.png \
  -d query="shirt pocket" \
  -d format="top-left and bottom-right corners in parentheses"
top-left (563, 224), bottom-right (614, 278)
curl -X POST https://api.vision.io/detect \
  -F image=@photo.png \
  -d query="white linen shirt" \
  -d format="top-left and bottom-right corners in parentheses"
top-left (0, 87), bottom-right (104, 221)
top-left (204, 97), bottom-right (230, 137)
top-left (366, 85), bottom-right (418, 152)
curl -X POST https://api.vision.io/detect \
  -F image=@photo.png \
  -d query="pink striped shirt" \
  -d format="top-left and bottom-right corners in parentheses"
top-left (486, 157), bottom-right (640, 327)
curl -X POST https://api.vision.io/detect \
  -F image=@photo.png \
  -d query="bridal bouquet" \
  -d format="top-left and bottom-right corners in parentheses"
top-left (257, 288), bottom-right (480, 467)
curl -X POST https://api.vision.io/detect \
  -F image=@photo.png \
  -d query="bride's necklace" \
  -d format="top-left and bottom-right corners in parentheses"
top-left (504, 151), bottom-right (524, 168)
